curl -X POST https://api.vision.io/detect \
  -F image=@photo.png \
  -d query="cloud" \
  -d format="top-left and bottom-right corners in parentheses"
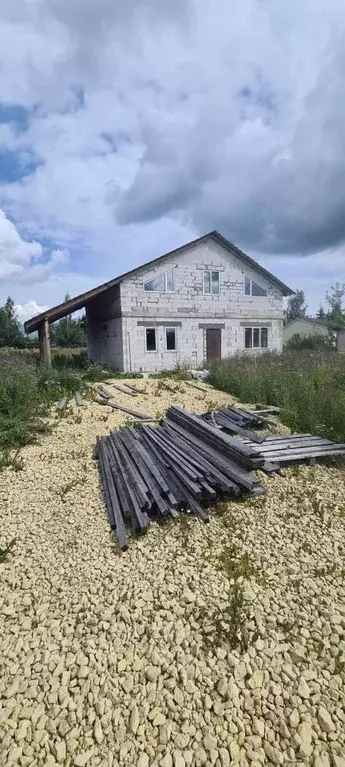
top-left (0, 0), bottom-right (344, 318)
top-left (0, 208), bottom-right (69, 283)
top-left (14, 299), bottom-right (49, 323)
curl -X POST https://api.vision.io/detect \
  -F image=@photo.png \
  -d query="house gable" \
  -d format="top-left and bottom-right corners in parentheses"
top-left (24, 230), bottom-right (293, 334)
top-left (119, 235), bottom-right (286, 321)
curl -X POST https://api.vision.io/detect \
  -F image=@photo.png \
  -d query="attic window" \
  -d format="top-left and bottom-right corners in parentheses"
top-left (144, 269), bottom-right (174, 292)
top-left (204, 270), bottom-right (220, 295)
top-left (245, 277), bottom-right (267, 297)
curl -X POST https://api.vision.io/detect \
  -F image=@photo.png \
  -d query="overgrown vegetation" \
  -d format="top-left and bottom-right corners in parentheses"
top-left (196, 540), bottom-right (260, 651)
top-left (285, 332), bottom-right (333, 351)
top-left (0, 347), bottom-right (138, 470)
top-left (149, 363), bottom-right (191, 380)
top-left (208, 351), bottom-right (345, 442)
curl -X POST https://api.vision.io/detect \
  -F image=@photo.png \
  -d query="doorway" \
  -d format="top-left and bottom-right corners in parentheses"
top-left (205, 328), bottom-right (221, 362)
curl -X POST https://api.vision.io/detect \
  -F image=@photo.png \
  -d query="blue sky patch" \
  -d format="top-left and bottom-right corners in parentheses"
top-left (0, 150), bottom-right (39, 183)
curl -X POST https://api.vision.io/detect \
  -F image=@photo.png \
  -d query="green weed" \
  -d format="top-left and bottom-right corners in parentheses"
top-left (208, 351), bottom-right (345, 442)
top-left (0, 538), bottom-right (16, 563)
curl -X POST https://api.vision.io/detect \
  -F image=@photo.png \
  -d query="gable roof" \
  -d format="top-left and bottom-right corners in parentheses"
top-left (24, 230), bottom-right (294, 333)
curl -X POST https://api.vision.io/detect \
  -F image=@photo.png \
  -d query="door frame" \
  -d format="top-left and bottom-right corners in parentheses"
top-left (204, 326), bottom-right (222, 362)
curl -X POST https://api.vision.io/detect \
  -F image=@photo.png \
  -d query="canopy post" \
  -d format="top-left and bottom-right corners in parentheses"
top-left (38, 318), bottom-right (52, 366)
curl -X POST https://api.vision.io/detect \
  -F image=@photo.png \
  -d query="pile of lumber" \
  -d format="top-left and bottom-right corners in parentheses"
top-left (241, 433), bottom-right (345, 467)
top-left (95, 405), bottom-right (345, 550)
top-left (95, 406), bottom-right (266, 551)
top-left (203, 407), bottom-right (269, 443)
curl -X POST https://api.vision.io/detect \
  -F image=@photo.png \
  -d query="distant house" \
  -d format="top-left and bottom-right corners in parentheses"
top-left (283, 318), bottom-right (330, 346)
top-left (24, 231), bottom-right (293, 372)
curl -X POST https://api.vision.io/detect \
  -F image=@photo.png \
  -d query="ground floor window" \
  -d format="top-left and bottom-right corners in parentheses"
top-left (245, 327), bottom-right (268, 349)
top-left (146, 328), bottom-right (156, 351)
top-left (166, 327), bottom-right (176, 351)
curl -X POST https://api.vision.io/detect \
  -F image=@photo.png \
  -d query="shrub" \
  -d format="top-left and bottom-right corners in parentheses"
top-left (284, 332), bottom-right (334, 350)
top-left (208, 351), bottom-right (345, 442)
top-left (52, 349), bottom-right (88, 370)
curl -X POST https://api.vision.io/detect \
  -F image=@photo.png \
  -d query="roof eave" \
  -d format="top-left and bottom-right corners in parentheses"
top-left (211, 232), bottom-right (295, 296)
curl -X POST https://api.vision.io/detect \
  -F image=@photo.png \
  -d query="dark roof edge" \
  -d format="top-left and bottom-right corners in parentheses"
top-left (24, 230), bottom-right (294, 333)
top-left (211, 232), bottom-right (294, 296)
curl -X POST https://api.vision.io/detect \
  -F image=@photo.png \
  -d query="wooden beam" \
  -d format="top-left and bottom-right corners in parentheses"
top-left (38, 318), bottom-right (52, 366)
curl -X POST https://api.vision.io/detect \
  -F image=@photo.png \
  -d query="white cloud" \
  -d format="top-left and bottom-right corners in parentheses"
top-left (0, 0), bottom-right (344, 316)
top-left (14, 299), bottom-right (49, 323)
top-left (0, 208), bottom-right (69, 283)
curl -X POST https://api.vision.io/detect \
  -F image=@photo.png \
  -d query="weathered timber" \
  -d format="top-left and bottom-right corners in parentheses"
top-left (107, 382), bottom-right (138, 397)
top-left (75, 391), bottom-right (84, 406)
top-left (96, 396), bottom-right (151, 420)
top-left (58, 396), bottom-right (68, 410)
top-left (119, 381), bottom-right (147, 395)
top-left (97, 440), bottom-right (128, 551)
top-left (206, 411), bottom-right (265, 443)
top-left (184, 380), bottom-right (208, 392)
top-left (166, 407), bottom-right (264, 469)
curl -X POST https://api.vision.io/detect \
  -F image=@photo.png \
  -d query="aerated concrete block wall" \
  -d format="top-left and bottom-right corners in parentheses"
top-left (86, 285), bottom-right (124, 369)
top-left (85, 239), bottom-right (284, 372)
top-left (120, 239), bottom-right (284, 373)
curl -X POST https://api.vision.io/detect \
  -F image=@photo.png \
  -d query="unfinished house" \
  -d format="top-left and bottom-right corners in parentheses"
top-left (24, 231), bottom-right (294, 372)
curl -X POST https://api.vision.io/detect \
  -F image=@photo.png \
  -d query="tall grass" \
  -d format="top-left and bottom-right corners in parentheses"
top-left (208, 351), bottom-right (345, 442)
top-left (0, 348), bottom-right (144, 469)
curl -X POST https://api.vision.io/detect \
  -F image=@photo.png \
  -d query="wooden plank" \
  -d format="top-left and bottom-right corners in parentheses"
top-left (256, 433), bottom-right (314, 442)
top-left (107, 382), bottom-right (138, 397)
top-left (75, 391), bottom-right (84, 406)
top-left (94, 386), bottom-right (112, 399)
top-left (58, 396), bottom-right (68, 410)
top-left (168, 406), bottom-right (263, 463)
top-left (243, 434), bottom-right (327, 445)
top-left (38, 318), bottom-right (52, 366)
top-left (261, 446), bottom-right (345, 462)
top-left (120, 381), bottom-right (147, 395)
top-left (252, 406), bottom-right (280, 415)
top-left (211, 413), bottom-right (265, 443)
top-left (98, 440), bottom-right (129, 551)
top-left (247, 438), bottom-right (335, 453)
top-left (184, 380), bottom-right (208, 392)
top-left (96, 397), bottom-right (151, 420)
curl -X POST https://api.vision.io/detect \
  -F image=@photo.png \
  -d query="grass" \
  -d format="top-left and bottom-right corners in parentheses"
top-left (0, 347), bottom-right (141, 471)
top-left (208, 350), bottom-right (345, 442)
top-left (149, 363), bottom-right (191, 380)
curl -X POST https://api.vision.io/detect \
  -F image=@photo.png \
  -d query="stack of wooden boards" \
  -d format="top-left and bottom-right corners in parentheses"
top-left (241, 433), bottom-right (345, 466)
top-left (203, 406), bottom-right (269, 443)
top-left (95, 404), bottom-right (345, 550)
top-left (95, 405), bottom-right (267, 551)
top-left (203, 408), bottom-right (345, 470)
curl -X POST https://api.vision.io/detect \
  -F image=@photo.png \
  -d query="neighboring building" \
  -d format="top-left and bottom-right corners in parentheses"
top-left (24, 231), bottom-right (294, 372)
top-left (283, 318), bottom-right (330, 346)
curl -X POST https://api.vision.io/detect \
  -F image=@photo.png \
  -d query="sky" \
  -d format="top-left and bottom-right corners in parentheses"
top-left (0, 0), bottom-right (345, 323)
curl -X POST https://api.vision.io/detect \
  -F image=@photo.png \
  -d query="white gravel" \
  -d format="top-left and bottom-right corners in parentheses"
top-left (1, 379), bottom-right (345, 767)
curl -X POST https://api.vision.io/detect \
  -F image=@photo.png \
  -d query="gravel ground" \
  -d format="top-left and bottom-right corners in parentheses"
top-left (1, 380), bottom-right (345, 767)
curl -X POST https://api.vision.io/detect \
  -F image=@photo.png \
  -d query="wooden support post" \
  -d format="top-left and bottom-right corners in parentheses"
top-left (38, 318), bottom-right (52, 365)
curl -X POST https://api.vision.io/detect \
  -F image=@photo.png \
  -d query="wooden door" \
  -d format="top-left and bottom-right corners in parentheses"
top-left (206, 328), bottom-right (221, 362)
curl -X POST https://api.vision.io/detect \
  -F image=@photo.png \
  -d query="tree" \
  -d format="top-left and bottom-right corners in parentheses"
top-left (316, 305), bottom-right (326, 320)
top-left (0, 296), bottom-right (26, 347)
top-left (325, 283), bottom-right (345, 327)
top-left (50, 293), bottom-right (85, 347)
top-left (285, 289), bottom-right (307, 324)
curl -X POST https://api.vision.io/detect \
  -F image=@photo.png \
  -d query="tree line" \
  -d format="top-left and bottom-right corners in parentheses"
top-left (0, 294), bottom-right (85, 348)
top-left (285, 283), bottom-right (345, 328)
